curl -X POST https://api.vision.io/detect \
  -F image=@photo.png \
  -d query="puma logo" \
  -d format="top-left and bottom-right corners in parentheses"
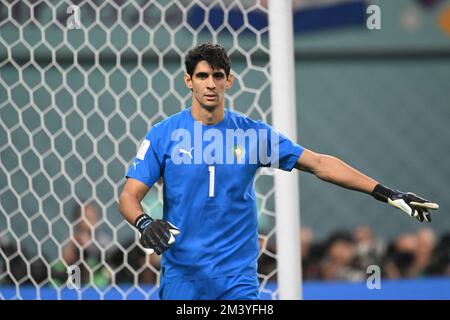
top-left (179, 147), bottom-right (194, 159)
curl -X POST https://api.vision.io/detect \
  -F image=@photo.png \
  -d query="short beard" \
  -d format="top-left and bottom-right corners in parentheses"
top-left (200, 103), bottom-right (218, 113)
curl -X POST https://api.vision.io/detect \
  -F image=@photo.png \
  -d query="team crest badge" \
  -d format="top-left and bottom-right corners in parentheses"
top-left (233, 145), bottom-right (245, 164)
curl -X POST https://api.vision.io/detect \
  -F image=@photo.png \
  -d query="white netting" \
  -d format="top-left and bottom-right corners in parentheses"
top-left (0, 0), bottom-right (281, 299)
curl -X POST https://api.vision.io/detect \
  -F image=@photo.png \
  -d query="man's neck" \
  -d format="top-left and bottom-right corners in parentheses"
top-left (191, 104), bottom-right (225, 125)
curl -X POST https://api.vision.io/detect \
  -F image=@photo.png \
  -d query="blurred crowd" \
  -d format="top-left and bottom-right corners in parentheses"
top-left (1, 202), bottom-right (449, 287)
top-left (258, 226), bottom-right (450, 282)
top-left (0, 202), bottom-right (161, 287)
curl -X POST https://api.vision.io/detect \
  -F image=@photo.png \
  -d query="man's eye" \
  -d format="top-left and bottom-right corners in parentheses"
top-left (213, 73), bottom-right (225, 79)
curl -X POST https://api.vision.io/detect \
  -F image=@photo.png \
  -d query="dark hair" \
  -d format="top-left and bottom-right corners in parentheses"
top-left (71, 201), bottom-right (100, 229)
top-left (326, 231), bottom-right (354, 247)
top-left (185, 43), bottom-right (231, 78)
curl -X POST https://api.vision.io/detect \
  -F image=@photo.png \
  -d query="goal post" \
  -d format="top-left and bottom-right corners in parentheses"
top-left (268, 0), bottom-right (302, 300)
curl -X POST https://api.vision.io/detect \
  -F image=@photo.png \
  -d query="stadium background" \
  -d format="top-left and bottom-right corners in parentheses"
top-left (1, 0), bottom-right (449, 299)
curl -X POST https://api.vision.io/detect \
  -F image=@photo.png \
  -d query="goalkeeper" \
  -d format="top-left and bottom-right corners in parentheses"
top-left (118, 43), bottom-right (439, 300)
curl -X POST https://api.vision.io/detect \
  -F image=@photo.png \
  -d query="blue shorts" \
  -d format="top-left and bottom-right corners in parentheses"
top-left (158, 274), bottom-right (259, 300)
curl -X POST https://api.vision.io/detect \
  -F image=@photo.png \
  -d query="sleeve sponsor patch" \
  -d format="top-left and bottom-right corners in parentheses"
top-left (136, 139), bottom-right (150, 160)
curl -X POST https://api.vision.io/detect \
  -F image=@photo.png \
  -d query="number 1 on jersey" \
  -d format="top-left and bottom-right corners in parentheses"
top-left (208, 166), bottom-right (215, 197)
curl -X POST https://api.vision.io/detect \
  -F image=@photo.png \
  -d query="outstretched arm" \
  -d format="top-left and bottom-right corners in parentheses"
top-left (294, 149), bottom-right (378, 193)
top-left (295, 149), bottom-right (439, 222)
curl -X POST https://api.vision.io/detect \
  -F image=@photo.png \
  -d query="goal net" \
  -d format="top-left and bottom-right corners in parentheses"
top-left (0, 0), bottom-right (282, 299)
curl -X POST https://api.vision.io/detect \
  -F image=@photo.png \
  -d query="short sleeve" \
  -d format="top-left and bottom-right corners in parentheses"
top-left (258, 121), bottom-right (304, 171)
top-left (125, 127), bottom-right (162, 188)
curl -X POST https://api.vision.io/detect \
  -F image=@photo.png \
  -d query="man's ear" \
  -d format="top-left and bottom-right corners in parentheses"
top-left (226, 73), bottom-right (234, 89)
top-left (184, 73), bottom-right (193, 90)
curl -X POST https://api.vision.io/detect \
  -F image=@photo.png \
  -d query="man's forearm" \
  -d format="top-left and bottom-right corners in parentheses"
top-left (307, 153), bottom-right (439, 223)
top-left (118, 192), bottom-right (146, 226)
top-left (314, 155), bottom-right (378, 194)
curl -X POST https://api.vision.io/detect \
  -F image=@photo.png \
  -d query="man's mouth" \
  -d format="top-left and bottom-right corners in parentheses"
top-left (205, 94), bottom-right (217, 100)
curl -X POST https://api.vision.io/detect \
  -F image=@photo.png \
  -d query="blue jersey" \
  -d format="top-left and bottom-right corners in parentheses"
top-left (126, 107), bottom-right (303, 281)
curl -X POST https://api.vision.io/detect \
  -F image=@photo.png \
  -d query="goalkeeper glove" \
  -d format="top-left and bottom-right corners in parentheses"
top-left (372, 184), bottom-right (439, 222)
top-left (134, 214), bottom-right (180, 255)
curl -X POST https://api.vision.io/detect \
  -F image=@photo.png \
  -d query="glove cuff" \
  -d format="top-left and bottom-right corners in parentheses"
top-left (372, 184), bottom-right (394, 203)
top-left (134, 213), bottom-right (153, 234)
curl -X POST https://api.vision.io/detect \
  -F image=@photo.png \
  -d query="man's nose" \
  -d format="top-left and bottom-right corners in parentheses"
top-left (206, 75), bottom-right (216, 89)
